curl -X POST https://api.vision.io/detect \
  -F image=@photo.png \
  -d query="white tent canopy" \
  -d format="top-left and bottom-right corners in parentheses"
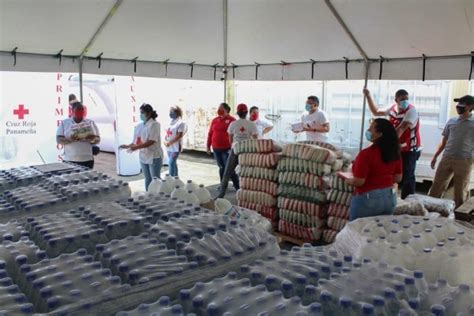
top-left (0, 0), bottom-right (473, 80)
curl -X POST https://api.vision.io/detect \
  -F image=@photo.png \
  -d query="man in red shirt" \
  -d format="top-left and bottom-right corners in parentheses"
top-left (207, 103), bottom-right (238, 187)
top-left (364, 88), bottom-right (422, 199)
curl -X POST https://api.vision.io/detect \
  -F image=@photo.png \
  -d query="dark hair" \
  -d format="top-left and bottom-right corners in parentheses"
top-left (69, 94), bottom-right (77, 102)
top-left (71, 101), bottom-right (83, 110)
top-left (395, 89), bottom-right (409, 99)
top-left (220, 103), bottom-right (231, 113)
top-left (249, 106), bottom-right (259, 113)
top-left (171, 106), bottom-right (183, 118)
top-left (237, 111), bottom-right (248, 119)
top-left (140, 103), bottom-right (158, 120)
top-left (307, 96), bottom-right (319, 104)
top-left (372, 118), bottom-right (401, 163)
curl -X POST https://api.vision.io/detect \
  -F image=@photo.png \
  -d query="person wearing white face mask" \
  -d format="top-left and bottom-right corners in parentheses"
top-left (293, 95), bottom-right (330, 142)
top-left (363, 88), bottom-right (422, 199)
top-left (340, 118), bottom-right (403, 221)
top-left (429, 95), bottom-right (474, 208)
top-left (119, 103), bottom-right (162, 191)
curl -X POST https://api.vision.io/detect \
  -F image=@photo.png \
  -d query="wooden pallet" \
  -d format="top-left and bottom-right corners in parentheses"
top-left (274, 232), bottom-right (310, 246)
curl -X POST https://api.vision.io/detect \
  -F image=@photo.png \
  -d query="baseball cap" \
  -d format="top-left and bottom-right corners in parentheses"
top-left (453, 95), bottom-right (474, 106)
top-left (237, 103), bottom-right (248, 112)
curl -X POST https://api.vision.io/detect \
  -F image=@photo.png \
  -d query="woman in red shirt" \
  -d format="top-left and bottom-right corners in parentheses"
top-left (207, 103), bottom-right (239, 186)
top-left (343, 118), bottom-right (403, 221)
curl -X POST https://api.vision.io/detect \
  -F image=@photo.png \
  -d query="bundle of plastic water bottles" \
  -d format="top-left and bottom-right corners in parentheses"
top-left (0, 164), bottom-right (131, 223)
top-left (117, 243), bottom-right (474, 315)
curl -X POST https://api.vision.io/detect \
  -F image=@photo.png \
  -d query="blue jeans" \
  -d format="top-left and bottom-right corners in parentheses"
top-left (140, 157), bottom-right (163, 191)
top-left (217, 149), bottom-right (240, 198)
top-left (213, 149), bottom-right (230, 181)
top-left (401, 150), bottom-right (421, 199)
top-left (349, 188), bottom-right (397, 221)
top-left (168, 151), bottom-right (180, 177)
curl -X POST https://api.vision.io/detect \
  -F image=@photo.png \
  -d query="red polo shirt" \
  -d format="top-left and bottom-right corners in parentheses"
top-left (207, 115), bottom-right (236, 150)
top-left (352, 145), bottom-right (403, 194)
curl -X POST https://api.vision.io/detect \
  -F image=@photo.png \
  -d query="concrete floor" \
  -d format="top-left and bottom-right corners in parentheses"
top-left (94, 151), bottom-right (237, 204)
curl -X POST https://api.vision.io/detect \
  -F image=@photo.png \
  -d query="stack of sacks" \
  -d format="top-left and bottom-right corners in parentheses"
top-left (323, 176), bottom-right (354, 243)
top-left (277, 143), bottom-right (339, 241)
top-left (234, 139), bottom-right (282, 228)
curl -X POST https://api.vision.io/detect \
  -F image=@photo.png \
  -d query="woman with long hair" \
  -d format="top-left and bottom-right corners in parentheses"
top-left (164, 106), bottom-right (187, 177)
top-left (342, 118), bottom-right (403, 220)
top-left (120, 103), bottom-right (162, 191)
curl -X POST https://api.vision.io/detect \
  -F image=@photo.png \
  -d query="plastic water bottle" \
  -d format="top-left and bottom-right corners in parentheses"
top-left (439, 252), bottom-right (459, 286)
top-left (387, 230), bottom-right (401, 244)
top-left (431, 304), bottom-right (446, 316)
top-left (171, 186), bottom-right (186, 201)
top-left (338, 297), bottom-right (354, 315)
top-left (320, 290), bottom-right (336, 316)
top-left (148, 177), bottom-right (162, 194)
top-left (383, 288), bottom-right (400, 315)
top-left (173, 177), bottom-right (185, 188)
top-left (185, 180), bottom-right (199, 193)
top-left (195, 185), bottom-right (211, 204)
top-left (184, 191), bottom-right (200, 206)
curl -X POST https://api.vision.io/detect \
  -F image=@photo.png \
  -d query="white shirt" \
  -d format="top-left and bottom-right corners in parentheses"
top-left (228, 118), bottom-right (258, 148)
top-left (384, 106), bottom-right (419, 128)
top-left (301, 109), bottom-right (329, 142)
top-left (254, 119), bottom-right (273, 138)
top-left (56, 118), bottom-right (100, 162)
top-left (135, 119), bottom-right (162, 164)
top-left (165, 118), bottom-right (187, 153)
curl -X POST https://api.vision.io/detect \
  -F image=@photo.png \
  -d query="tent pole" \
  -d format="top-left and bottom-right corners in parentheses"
top-left (79, 0), bottom-right (123, 60)
top-left (79, 58), bottom-right (84, 102)
top-left (223, 0), bottom-right (228, 103)
top-left (324, 0), bottom-right (370, 151)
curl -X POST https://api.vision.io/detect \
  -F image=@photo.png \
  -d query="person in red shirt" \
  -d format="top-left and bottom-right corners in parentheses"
top-left (207, 103), bottom-right (238, 187)
top-left (342, 118), bottom-right (403, 221)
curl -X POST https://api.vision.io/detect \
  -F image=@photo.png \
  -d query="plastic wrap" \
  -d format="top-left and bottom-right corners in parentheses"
top-left (393, 198), bottom-right (428, 216)
top-left (331, 215), bottom-right (474, 288)
top-left (25, 212), bottom-right (108, 257)
top-left (233, 139), bottom-right (282, 154)
top-left (277, 197), bottom-right (327, 218)
top-left (236, 202), bottom-right (277, 229)
top-left (236, 189), bottom-right (277, 207)
top-left (282, 143), bottom-right (337, 164)
top-left (238, 153), bottom-right (280, 168)
top-left (278, 184), bottom-right (327, 204)
top-left (239, 166), bottom-right (278, 182)
top-left (405, 194), bottom-right (455, 217)
top-left (279, 172), bottom-right (331, 190)
top-left (277, 157), bottom-right (332, 176)
top-left (240, 177), bottom-right (278, 196)
top-left (0, 220), bottom-right (29, 242)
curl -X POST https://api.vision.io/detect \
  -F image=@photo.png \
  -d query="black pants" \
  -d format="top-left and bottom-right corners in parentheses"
top-left (67, 160), bottom-right (94, 169)
top-left (401, 151), bottom-right (421, 199)
top-left (216, 150), bottom-right (240, 198)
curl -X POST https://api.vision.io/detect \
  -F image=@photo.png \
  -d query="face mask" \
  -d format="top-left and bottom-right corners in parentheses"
top-left (140, 113), bottom-right (147, 122)
top-left (217, 108), bottom-right (225, 116)
top-left (399, 100), bottom-right (410, 110)
top-left (250, 112), bottom-right (259, 121)
top-left (169, 112), bottom-right (177, 120)
top-left (365, 130), bottom-right (373, 142)
top-left (456, 106), bottom-right (467, 115)
top-left (305, 103), bottom-right (312, 112)
top-left (74, 109), bottom-right (85, 120)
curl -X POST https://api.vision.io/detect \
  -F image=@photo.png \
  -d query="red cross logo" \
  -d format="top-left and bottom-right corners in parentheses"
top-left (166, 129), bottom-right (173, 137)
top-left (13, 104), bottom-right (29, 120)
top-left (239, 126), bottom-right (246, 133)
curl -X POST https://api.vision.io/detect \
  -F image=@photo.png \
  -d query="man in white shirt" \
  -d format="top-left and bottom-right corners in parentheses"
top-left (249, 106), bottom-right (273, 138)
top-left (216, 103), bottom-right (258, 198)
top-left (56, 102), bottom-right (100, 169)
top-left (294, 95), bottom-right (330, 142)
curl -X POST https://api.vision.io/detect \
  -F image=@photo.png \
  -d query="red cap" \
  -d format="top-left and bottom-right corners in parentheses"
top-left (237, 103), bottom-right (248, 112)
